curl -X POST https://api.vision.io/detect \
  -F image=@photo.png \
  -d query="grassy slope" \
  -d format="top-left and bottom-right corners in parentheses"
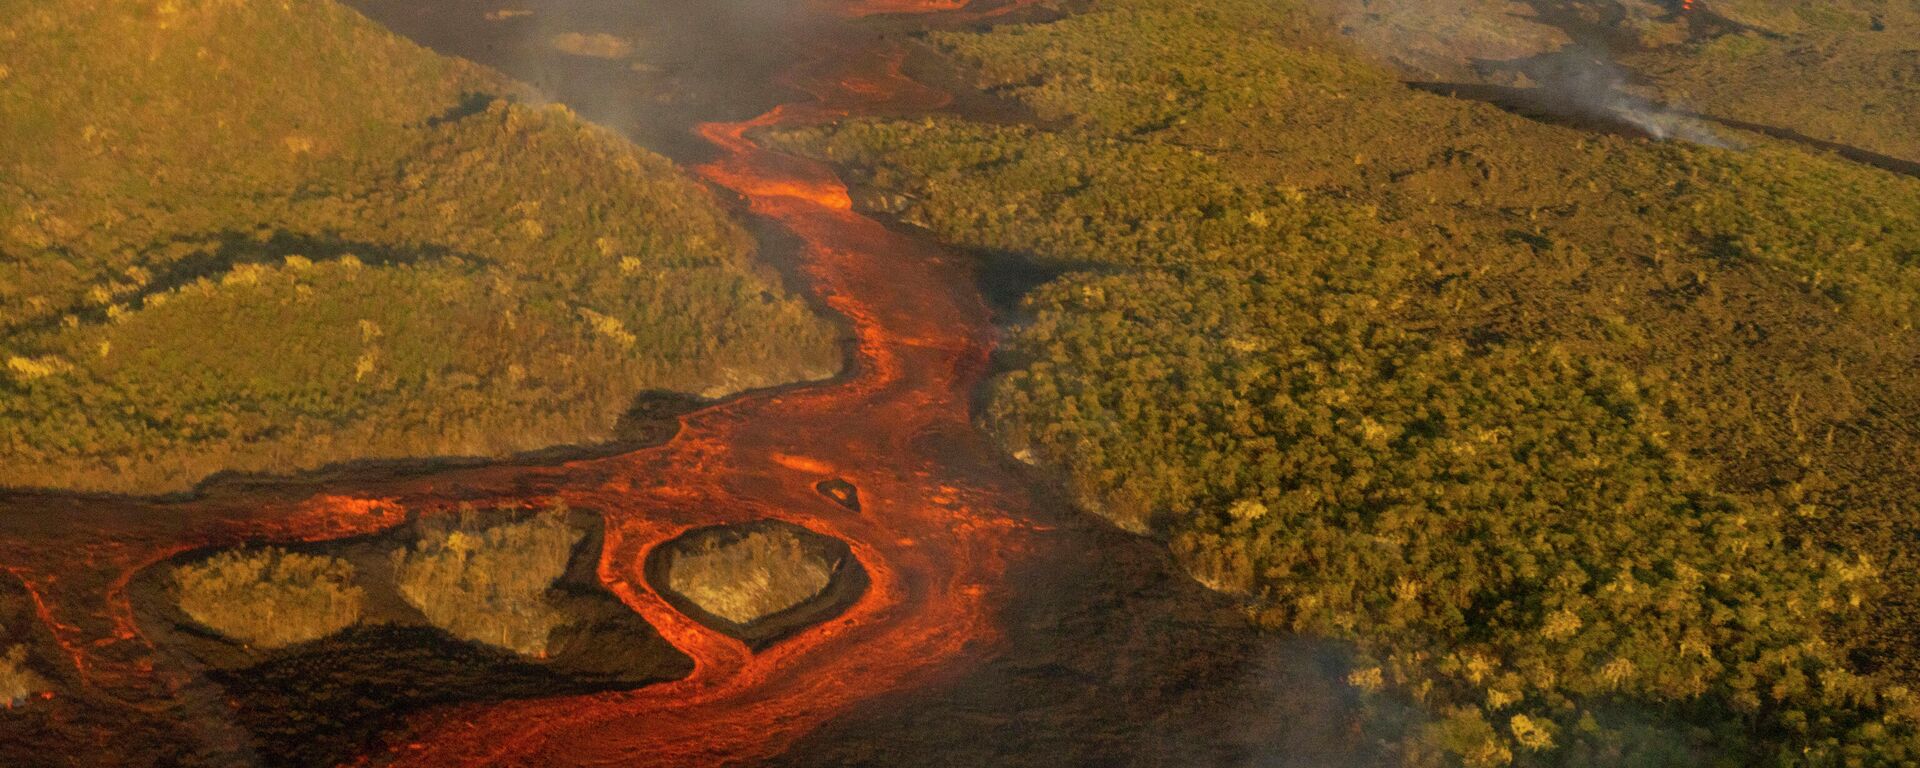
top-left (0, 0), bottom-right (840, 494)
top-left (773, 0), bottom-right (1920, 763)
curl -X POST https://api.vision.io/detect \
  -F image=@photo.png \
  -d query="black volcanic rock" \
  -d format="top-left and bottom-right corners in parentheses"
top-left (815, 478), bottom-right (862, 511)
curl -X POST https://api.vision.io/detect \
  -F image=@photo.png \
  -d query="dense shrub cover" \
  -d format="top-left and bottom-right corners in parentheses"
top-left (1308, 0), bottom-right (1920, 162)
top-left (774, 0), bottom-right (1920, 762)
top-left (394, 506), bottom-right (582, 656)
top-left (663, 526), bottom-right (836, 625)
top-left (171, 548), bottom-right (365, 648)
top-left (0, 0), bottom-right (839, 493)
top-left (0, 645), bottom-right (48, 707)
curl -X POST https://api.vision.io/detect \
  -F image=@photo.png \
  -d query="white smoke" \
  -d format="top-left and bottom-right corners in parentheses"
top-left (1606, 96), bottom-right (1738, 148)
top-left (1318, 0), bottom-right (1738, 148)
top-left (1527, 45), bottom-right (1740, 148)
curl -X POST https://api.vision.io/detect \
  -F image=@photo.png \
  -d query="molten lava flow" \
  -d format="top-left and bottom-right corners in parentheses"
top-left (697, 110), bottom-right (853, 211)
top-left (0, 0), bottom-right (1058, 765)
top-left (365, 7), bottom-right (1047, 763)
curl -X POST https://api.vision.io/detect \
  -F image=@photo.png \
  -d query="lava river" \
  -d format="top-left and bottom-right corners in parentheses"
top-left (0, 0), bottom-right (1065, 765)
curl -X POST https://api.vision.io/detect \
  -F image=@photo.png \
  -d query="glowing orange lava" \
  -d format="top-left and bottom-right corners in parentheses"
top-left (0, 0), bottom-right (1054, 765)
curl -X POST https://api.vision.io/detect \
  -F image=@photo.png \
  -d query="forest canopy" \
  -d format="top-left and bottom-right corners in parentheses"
top-left (773, 0), bottom-right (1920, 763)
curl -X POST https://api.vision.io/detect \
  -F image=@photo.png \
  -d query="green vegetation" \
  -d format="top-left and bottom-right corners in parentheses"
top-left (0, 644), bottom-right (48, 708)
top-left (394, 506), bottom-right (582, 656)
top-left (162, 504), bottom-right (593, 658)
top-left (1313, 0), bottom-right (1920, 161)
top-left (1623, 0), bottom-right (1920, 162)
top-left (0, 0), bottom-right (839, 494)
top-left (171, 547), bottom-right (364, 649)
top-left (662, 525), bottom-right (836, 625)
top-left (773, 0), bottom-right (1920, 763)
top-left (1708, 0), bottom-right (1912, 36)
top-left (1632, 21), bottom-right (1920, 162)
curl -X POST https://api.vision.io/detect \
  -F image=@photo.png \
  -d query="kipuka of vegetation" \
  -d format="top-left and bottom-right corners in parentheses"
top-left (163, 503), bottom-right (597, 658)
top-left (137, 502), bottom-right (692, 767)
top-left (171, 547), bottom-right (365, 649)
top-left (0, 644), bottom-right (48, 709)
top-left (0, 0), bottom-right (840, 494)
top-left (663, 525), bottom-right (837, 625)
top-left (648, 519), bottom-right (866, 649)
top-left (394, 508), bottom-right (583, 657)
top-left (772, 0), bottom-right (1920, 763)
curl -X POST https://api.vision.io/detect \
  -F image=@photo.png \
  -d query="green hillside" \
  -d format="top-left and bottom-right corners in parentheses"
top-left (773, 0), bottom-right (1920, 763)
top-left (0, 0), bottom-right (839, 494)
top-left (1317, 0), bottom-right (1920, 162)
top-left (1631, 8), bottom-right (1920, 162)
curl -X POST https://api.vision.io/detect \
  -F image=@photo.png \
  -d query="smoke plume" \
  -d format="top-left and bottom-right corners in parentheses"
top-left (1518, 45), bottom-right (1738, 148)
top-left (1319, 0), bottom-right (1736, 147)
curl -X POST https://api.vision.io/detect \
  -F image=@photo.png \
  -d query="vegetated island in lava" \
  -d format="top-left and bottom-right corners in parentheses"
top-left (124, 504), bottom-right (862, 766)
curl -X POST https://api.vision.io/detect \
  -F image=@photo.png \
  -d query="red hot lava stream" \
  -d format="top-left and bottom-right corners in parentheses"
top-left (378, 5), bottom-right (1049, 763)
top-left (0, 0), bottom-right (1057, 765)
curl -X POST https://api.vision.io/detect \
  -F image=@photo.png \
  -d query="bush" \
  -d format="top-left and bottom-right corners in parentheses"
top-left (393, 506), bottom-right (582, 657)
top-left (0, 645), bottom-right (49, 708)
top-left (663, 526), bottom-right (835, 625)
top-left (0, 0), bottom-right (839, 494)
top-left (171, 548), bottom-right (364, 648)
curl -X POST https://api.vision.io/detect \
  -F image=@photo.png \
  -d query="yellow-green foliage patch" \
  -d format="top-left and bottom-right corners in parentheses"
top-left (664, 526), bottom-right (835, 625)
top-left (1631, 31), bottom-right (1920, 162)
top-left (774, 0), bottom-right (1920, 762)
top-left (0, 644), bottom-right (49, 708)
top-left (1298, 0), bottom-right (1920, 163)
top-left (393, 507), bottom-right (582, 657)
top-left (0, 0), bottom-right (839, 494)
top-left (171, 547), bottom-right (364, 649)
